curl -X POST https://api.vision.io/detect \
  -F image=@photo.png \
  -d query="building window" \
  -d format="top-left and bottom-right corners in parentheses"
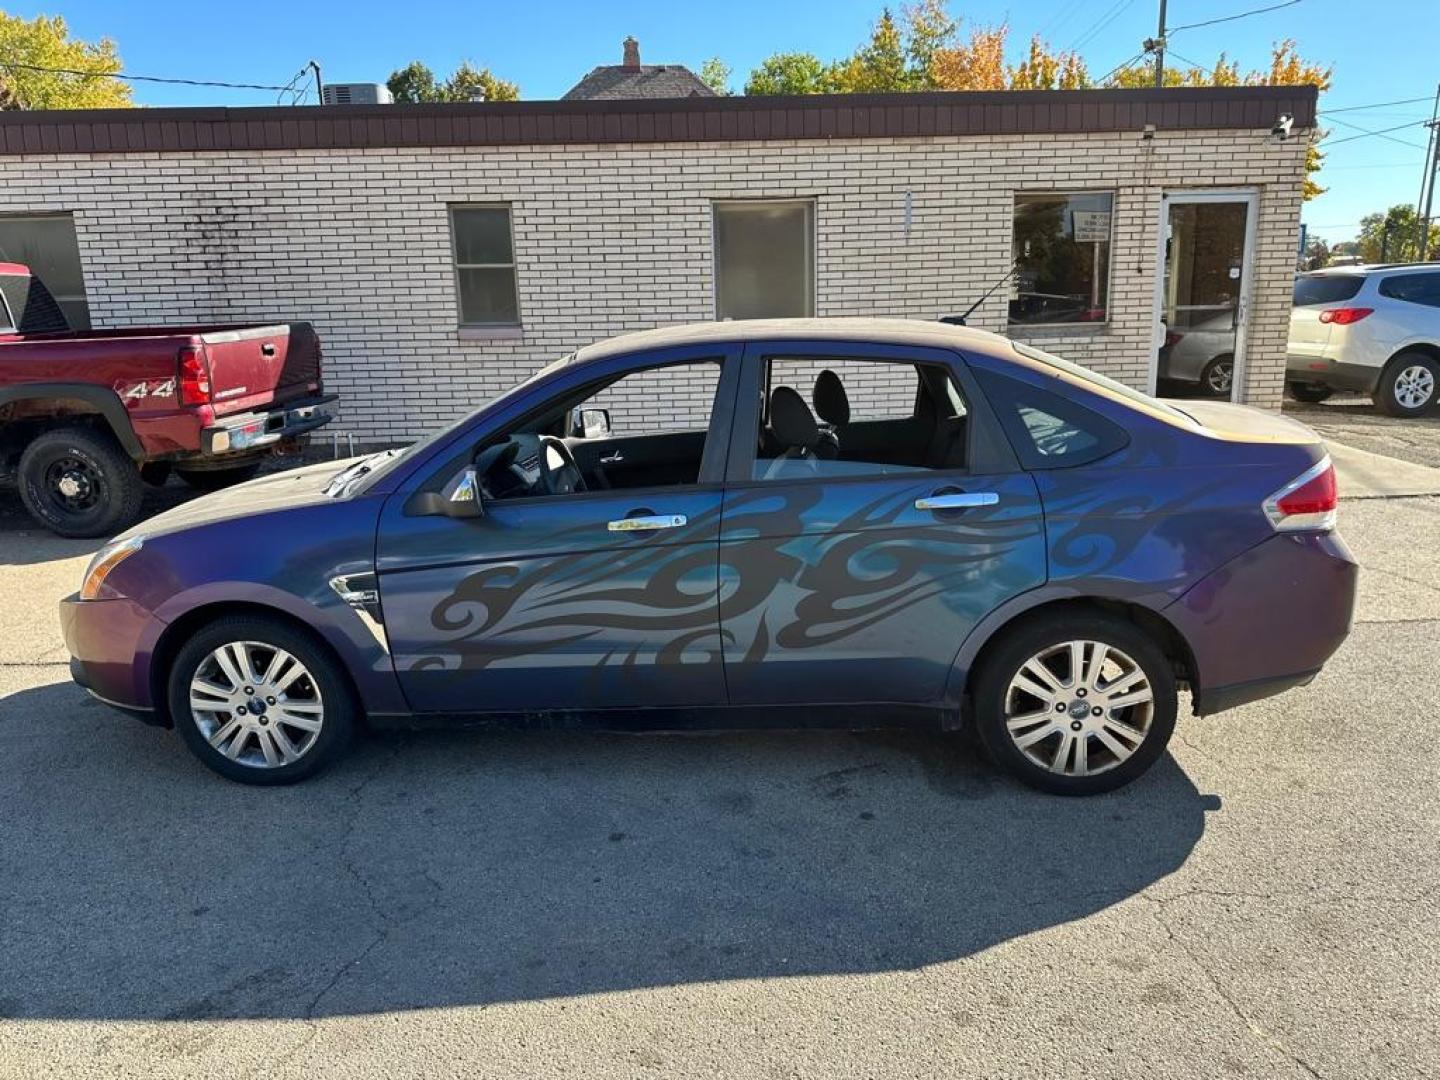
top-left (0, 213), bottom-right (91, 329)
top-left (449, 205), bottom-right (519, 326)
top-left (714, 200), bottom-right (814, 320)
top-left (1009, 193), bottom-right (1113, 327)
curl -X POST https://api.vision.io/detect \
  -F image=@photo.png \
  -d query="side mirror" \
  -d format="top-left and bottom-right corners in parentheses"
top-left (580, 407), bottom-right (611, 439)
top-left (410, 464), bottom-right (484, 519)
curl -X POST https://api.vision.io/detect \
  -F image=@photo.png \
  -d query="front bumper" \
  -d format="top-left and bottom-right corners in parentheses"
top-left (1166, 531), bottom-right (1358, 716)
top-left (201, 393), bottom-right (337, 455)
top-left (60, 592), bottom-right (167, 722)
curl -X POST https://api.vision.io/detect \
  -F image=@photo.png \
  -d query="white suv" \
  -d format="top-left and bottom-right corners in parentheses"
top-left (1287, 264), bottom-right (1440, 417)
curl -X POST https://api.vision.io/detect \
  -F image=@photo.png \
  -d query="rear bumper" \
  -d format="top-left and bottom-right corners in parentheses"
top-left (1285, 356), bottom-right (1378, 393)
top-left (1166, 531), bottom-right (1358, 716)
top-left (201, 393), bottom-right (337, 455)
top-left (60, 591), bottom-right (167, 721)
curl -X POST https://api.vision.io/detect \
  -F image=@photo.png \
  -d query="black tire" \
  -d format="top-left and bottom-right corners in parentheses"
top-left (175, 462), bottom-right (262, 492)
top-left (139, 462), bottom-right (173, 487)
top-left (168, 614), bottom-right (358, 785)
top-left (1373, 352), bottom-right (1439, 418)
top-left (17, 426), bottom-right (144, 538)
top-left (971, 612), bottom-right (1178, 796)
top-left (1287, 382), bottom-right (1333, 404)
top-left (1199, 354), bottom-right (1235, 398)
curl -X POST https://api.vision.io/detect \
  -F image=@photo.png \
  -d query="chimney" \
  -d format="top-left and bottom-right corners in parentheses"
top-left (622, 36), bottom-right (641, 71)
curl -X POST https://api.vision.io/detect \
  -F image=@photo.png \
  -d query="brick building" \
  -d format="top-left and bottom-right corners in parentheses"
top-left (0, 86), bottom-right (1314, 443)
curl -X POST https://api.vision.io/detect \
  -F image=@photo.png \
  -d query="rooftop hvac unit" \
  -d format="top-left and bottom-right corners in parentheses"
top-left (321, 83), bottom-right (394, 106)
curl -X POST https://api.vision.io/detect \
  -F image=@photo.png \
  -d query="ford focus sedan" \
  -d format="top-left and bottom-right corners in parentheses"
top-left (61, 319), bottom-right (1357, 795)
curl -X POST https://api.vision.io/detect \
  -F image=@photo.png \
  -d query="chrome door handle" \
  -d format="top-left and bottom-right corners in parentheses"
top-left (915, 492), bottom-right (999, 511)
top-left (608, 513), bottom-right (686, 532)
top-left (600, 453), bottom-right (625, 465)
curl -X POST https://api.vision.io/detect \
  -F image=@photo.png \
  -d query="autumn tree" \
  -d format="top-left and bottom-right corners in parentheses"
top-left (386, 60), bottom-right (519, 103)
top-left (1356, 205), bottom-right (1440, 264)
top-left (743, 52), bottom-right (834, 95)
top-left (699, 58), bottom-right (732, 95)
top-left (828, 8), bottom-right (911, 92)
top-left (0, 13), bottom-right (132, 109)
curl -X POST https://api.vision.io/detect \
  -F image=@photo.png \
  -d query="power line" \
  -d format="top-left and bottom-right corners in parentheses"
top-left (1167, 0), bottom-right (1303, 34)
top-left (1319, 95), bottom-right (1434, 115)
top-left (1323, 116), bottom-right (1430, 150)
top-left (1096, 51), bottom-right (1150, 85)
top-left (1069, 0), bottom-right (1139, 54)
top-left (0, 60), bottom-right (298, 93)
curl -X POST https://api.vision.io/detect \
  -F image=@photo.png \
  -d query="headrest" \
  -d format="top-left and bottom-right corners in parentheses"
top-left (769, 385), bottom-right (818, 450)
top-left (813, 369), bottom-right (851, 426)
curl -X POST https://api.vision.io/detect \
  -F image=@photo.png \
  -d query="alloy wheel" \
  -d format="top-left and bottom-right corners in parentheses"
top-left (1394, 364), bottom-right (1435, 411)
top-left (1205, 359), bottom-right (1234, 395)
top-left (188, 641), bottom-right (325, 768)
top-left (1002, 640), bottom-right (1154, 777)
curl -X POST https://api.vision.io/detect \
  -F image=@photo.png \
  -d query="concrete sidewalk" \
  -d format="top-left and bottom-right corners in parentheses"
top-left (1327, 439), bottom-right (1440, 499)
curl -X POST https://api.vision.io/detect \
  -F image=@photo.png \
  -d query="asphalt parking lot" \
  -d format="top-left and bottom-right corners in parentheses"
top-left (1, 451), bottom-right (1437, 1079)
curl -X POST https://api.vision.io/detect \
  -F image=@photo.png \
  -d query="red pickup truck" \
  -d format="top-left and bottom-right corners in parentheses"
top-left (1, 264), bottom-right (336, 536)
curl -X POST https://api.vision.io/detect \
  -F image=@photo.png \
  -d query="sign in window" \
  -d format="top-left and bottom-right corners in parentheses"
top-left (1009, 193), bottom-right (1114, 326)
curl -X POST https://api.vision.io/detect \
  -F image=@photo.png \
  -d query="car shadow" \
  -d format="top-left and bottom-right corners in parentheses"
top-left (0, 679), bottom-right (1216, 1022)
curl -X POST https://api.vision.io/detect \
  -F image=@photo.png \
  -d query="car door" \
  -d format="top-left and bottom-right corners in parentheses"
top-left (376, 347), bottom-right (740, 717)
top-left (717, 340), bottom-right (1046, 707)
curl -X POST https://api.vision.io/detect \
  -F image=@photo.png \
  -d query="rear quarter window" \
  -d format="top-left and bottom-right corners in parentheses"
top-left (1377, 273), bottom-right (1440, 308)
top-left (1293, 275), bottom-right (1364, 306)
top-left (973, 368), bottom-right (1129, 469)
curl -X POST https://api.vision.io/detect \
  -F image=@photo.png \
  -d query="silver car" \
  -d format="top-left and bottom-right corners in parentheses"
top-left (1287, 264), bottom-right (1440, 417)
top-left (1158, 310), bottom-right (1237, 397)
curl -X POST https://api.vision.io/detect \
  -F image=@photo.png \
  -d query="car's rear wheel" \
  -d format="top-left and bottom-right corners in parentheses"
top-left (17, 427), bottom-right (143, 538)
top-left (1287, 382), bottom-right (1333, 404)
top-left (168, 615), bottom-right (357, 784)
top-left (972, 613), bottom-right (1178, 796)
top-left (176, 462), bottom-right (263, 491)
top-left (1374, 352), bottom-right (1438, 417)
top-left (1200, 354), bottom-right (1234, 398)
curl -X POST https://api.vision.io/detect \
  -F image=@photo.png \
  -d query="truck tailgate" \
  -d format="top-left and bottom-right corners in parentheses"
top-left (201, 323), bottom-right (322, 417)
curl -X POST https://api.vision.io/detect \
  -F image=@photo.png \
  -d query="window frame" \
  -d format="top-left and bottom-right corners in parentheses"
top-left (711, 198), bottom-right (817, 321)
top-left (1008, 190), bottom-right (1116, 329)
top-left (725, 339), bottom-right (1019, 487)
top-left (447, 203), bottom-right (522, 329)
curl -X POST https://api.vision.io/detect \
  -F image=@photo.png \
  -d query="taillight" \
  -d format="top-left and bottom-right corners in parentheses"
top-left (1318, 307), bottom-right (1373, 325)
top-left (177, 344), bottom-right (211, 405)
top-left (1164, 331), bottom-right (1183, 349)
top-left (1263, 457), bottom-right (1337, 532)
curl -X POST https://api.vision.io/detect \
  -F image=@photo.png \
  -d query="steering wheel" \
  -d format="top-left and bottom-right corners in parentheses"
top-left (539, 435), bottom-right (588, 496)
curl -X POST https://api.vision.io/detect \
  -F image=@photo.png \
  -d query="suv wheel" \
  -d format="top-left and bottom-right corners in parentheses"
top-left (17, 427), bottom-right (143, 538)
top-left (1375, 352), bottom-right (1438, 418)
top-left (169, 615), bottom-right (358, 784)
top-left (972, 613), bottom-right (1178, 796)
top-left (1287, 382), bottom-right (1333, 404)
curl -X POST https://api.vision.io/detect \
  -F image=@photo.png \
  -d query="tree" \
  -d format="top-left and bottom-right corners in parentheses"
top-left (743, 52), bottom-right (833, 96)
top-left (1356, 205), bottom-right (1440, 264)
top-left (386, 60), bottom-right (518, 104)
top-left (1301, 236), bottom-right (1330, 271)
top-left (699, 58), bottom-right (731, 96)
top-left (1008, 34), bottom-right (1089, 90)
top-left (829, 8), bottom-right (911, 92)
top-left (0, 13), bottom-right (132, 109)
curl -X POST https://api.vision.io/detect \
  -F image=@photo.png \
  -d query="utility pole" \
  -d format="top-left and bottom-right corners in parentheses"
top-left (1418, 83), bottom-right (1440, 262)
top-left (1152, 0), bottom-right (1168, 87)
top-left (309, 60), bottom-right (323, 106)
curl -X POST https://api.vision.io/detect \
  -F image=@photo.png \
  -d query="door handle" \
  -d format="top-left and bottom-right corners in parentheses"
top-left (915, 492), bottom-right (999, 511)
top-left (600, 452), bottom-right (625, 465)
top-left (608, 513), bottom-right (687, 532)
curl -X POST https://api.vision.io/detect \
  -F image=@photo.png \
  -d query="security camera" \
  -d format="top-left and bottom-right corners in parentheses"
top-left (1272, 113), bottom-right (1294, 141)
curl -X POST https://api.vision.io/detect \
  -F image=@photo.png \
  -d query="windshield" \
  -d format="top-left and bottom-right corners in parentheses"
top-left (1012, 341), bottom-right (1198, 424)
top-left (346, 352), bottom-right (578, 494)
top-left (1293, 274), bottom-right (1364, 306)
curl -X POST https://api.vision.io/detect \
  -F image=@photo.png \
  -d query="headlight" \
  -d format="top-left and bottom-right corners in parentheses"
top-left (80, 536), bottom-right (145, 601)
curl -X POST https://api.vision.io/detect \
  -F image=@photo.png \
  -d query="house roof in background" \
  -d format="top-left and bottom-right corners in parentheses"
top-left (562, 65), bottom-right (714, 101)
top-left (0, 85), bottom-right (1317, 156)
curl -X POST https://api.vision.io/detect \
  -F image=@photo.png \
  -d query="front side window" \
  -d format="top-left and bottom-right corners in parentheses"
top-left (1009, 193), bottom-right (1113, 326)
top-left (450, 205), bottom-right (519, 326)
top-left (1378, 273), bottom-right (1440, 308)
top-left (0, 213), bottom-right (91, 330)
top-left (752, 356), bottom-right (968, 481)
top-left (714, 200), bottom-right (814, 320)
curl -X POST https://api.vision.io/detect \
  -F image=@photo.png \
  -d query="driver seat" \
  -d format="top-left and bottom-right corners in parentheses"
top-left (762, 386), bottom-right (821, 480)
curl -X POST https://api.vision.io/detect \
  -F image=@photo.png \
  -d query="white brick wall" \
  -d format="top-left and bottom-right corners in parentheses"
top-left (0, 127), bottom-right (1307, 443)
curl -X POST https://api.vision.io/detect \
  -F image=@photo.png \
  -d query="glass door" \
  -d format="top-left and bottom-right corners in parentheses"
top-left (1153, 192), bottom-right (1258, 402)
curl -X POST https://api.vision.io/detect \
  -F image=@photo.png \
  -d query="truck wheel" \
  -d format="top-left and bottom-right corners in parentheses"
top-left (17, 427), bottom-right (143, 539)
top-left (1287, 382), bottom-right (1333, 404)
top-left (176, 462), bottom-right (262, 492)
top-left (1374, 353), bottom-right (1438, 418)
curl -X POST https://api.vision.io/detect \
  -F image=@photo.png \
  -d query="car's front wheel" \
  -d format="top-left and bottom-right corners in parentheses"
top-left (1374, 352), bottom-right (1438, 417)
top-left (972, 612), bottom-right (1178, 796)
top-left (168, 615), bottom-right (357, 784)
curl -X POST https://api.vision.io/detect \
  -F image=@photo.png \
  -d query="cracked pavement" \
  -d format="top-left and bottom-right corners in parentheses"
top-left (1, 470), bottom-right (1437, 1079)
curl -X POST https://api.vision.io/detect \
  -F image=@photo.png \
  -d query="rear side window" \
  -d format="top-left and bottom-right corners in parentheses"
top-left (1378, 273), bottom-right (1440, 308)
top-left (974, 368), bottom-right (1128, 469)
top-left (1293, 275), bottom-right (1364, 306)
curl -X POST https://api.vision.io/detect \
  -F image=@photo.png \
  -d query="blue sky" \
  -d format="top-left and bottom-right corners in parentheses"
top-left (13, 0), bottom-right (1438, 244)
